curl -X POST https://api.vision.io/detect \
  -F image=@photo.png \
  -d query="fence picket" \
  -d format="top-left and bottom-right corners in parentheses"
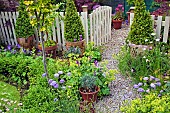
top-left (55, 16), bottom-right (62, 50)
top-left (163, 16), bottom-right (170, 43)
top-left (156, 16), bottom-right (162, 39)
top-left (0, 12), bottom-right (6, 44)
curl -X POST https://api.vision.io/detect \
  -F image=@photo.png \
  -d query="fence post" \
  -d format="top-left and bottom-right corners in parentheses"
top-left (82, 5), bottom-right (88, 13)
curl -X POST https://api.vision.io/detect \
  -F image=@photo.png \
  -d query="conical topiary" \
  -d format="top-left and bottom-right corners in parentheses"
top-left (15, 0), bottom-right (34, 38)
top-left (127, 0), bottom-right (154, 45)
top-left (64, 0), bottom-right (85, 42)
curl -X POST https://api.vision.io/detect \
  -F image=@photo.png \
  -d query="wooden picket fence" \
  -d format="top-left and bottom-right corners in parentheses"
top-left (89, 6), bottom-right (112, 46)
top-left (0, 6), bottom-right (112, 48)
top-left (130, 13), bottom-right (170, 43)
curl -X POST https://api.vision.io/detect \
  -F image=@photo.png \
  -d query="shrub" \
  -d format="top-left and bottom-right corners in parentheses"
top-left (15, 0), bottom-right (34, 38)
top-left (127, 0), bottom-right (154, 45)
top-left (120, 93), bottom-right (170, 113)
top-left (64, 0), bottom-right (85, 42)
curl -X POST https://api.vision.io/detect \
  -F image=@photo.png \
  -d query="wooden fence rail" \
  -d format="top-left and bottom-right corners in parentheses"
top-left (130, 13), bottom-right (170, 43)
top-left (0, 6), bottom-right (112, 48)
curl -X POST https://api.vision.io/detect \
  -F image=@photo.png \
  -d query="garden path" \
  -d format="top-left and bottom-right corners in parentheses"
top-left (95, 24), bottom-right (141, 113)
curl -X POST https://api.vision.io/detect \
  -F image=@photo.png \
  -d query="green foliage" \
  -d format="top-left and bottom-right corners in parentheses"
top-left (15, 0), bottom-right (34, 38)
top-left (80, 75), bottom-right (97, 92)
top-left (64, 0), bottom-right (85, 42)
top-left (84, 42), bottom-right (102, 62)
top-left (64, 47), bottom-right (82, 58)
top-left (127, 0), bottom-right (154, 45)
top-left (120, 93), bottom-right (170, 113)
top-left (39, 40), bottom-right (56, 47)
top-left (116, 44), bottom-right (170, 82)
top-left (0, 50), bottom-right (33, 87)
top-left (0, 81), bottom-right (20, 112)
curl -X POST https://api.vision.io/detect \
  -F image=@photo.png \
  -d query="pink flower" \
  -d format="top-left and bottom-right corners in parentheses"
top-left (115, 8), bottom-right (119, 11)
top-left (122, 7), bottom-right (124, 11)
top-left (118, 4), bottom-right (123, 8)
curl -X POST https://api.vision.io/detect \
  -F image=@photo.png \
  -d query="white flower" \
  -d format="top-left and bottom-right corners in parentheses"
top-left (143, 56), bottom-right (146, 58)
top-left (149, 41), bottom-right (153, 44)
top-left (54, 73), bottom-right (59, 78)
top-left (143, 77), bottom-right (149, 81)
top-left (143, 48), bottom-right (146, 51)
top-left (150, 83), bottom-right (156, 88)
top-left (156, 39), bottom-right (160, 42)
top-left (146, 89), bottom-right (150, 93)
top-left (58, 71), bottom-right (63, 75)
top-left (145, 39), bottom-right (148, 42)
top-left (146, 59), bottom-right (149, 62)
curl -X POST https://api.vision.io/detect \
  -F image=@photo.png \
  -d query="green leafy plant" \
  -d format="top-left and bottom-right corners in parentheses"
top-left (64, 47), bottom-right (82, 58)
top-left (127, 0), bottom-right (154, 45)
top-left (15, 0), bottom-right (34, 38)
top-left (39, 40), bottom-right (56, 47)
top-left (120, 93), bottom-right (170, 113)
top-left (64, 0), bottom-right (85, 42)
top-left (80, 75), bottom-right (97, 92)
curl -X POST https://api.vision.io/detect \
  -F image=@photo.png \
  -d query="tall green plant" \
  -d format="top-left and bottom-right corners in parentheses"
top-left (15, 0), bottom-right (34, 38)
top-left (127, 0), bottom-right (154, 45)
top-left (64, 0), bottom-right (85, 42)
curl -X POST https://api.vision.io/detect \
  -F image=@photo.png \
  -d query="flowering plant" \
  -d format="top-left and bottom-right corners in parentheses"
top-left (112, 4), bottom-right (124, 20)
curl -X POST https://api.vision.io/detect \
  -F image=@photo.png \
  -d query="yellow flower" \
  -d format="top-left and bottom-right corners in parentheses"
top-left (24, 1), bottom-right (34, 6)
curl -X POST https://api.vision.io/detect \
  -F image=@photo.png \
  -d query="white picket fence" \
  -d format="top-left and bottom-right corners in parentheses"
top-left (0, 6), bottom-right (112, 48)
top-left (130, 13), bottom-right (170, 43)
top-left (89, 6), bottom-right (112, 46)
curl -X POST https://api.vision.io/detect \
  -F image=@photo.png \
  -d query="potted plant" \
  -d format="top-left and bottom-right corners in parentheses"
top-left (79, 75), bottom-right (100, 103)
top-left (38, 39), bottom-right (57, 58)
top-left (126, 0), bottom-right (154, 56)
top-left (15, 0), bottom-right (34, 49)
top-left (112, 4), bottom-right (124, 29)
top-left (64, 0), bottom-right (85, 53)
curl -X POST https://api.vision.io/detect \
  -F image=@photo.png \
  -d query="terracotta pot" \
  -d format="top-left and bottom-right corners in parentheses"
top-left (112, 19), bottom-right (123, 29)
top-left (65, 40), bottom-right (85, 55)
top-left (79, 86), bottom-right (100, 103)
top-left (38, 44), bottom-right (57, 58)
top-left (17, 36), bottom-right (34, 49)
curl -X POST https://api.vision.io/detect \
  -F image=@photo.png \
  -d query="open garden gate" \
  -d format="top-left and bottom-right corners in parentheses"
top-left (89, 6), bottom-right (112, 46)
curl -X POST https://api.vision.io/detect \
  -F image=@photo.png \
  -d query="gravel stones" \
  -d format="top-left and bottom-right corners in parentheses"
top-left (95, 25), bottom-right (141, 113)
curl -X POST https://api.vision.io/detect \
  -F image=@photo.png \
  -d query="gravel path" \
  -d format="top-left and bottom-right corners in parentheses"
top-left (95, 24), bottom-right (141, 113)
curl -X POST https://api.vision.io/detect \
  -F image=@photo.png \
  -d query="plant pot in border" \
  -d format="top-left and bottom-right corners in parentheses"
top-left (65, 39), bottom-right (85, 55)
top-left (79, 86), bottom-right (100, 103)
top-left (112, 19), bottom-right (123, 29)
top-left (38, 41), bottom-right (57, 58)
top-left (17, 36), bottom-right (34, 49)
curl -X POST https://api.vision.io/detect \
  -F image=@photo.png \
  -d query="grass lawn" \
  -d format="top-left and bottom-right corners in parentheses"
top-left (0, 81), bottom-right (20, 112)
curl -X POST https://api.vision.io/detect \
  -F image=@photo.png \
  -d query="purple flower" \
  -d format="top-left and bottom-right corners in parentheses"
top-left (58, 71), bottom-right (63, 75)
top-left (79, 35), bottom-right (83, 41)
top-left (158, 94), bottom-right (162, 97)
top-left (42, 73), bottom-right (46, 77)
top-left (54, 73), bottom-right (59, 78)
top-left (92, 5), bottom-right (100, 10)
top-left (146, 89), bottom-right (150, 93)
top-left (50, 81), bottom-right (57, 86)
top-left (115, 7), bottom-right (119, 11)
top-left (54, 98), bottom-right (58, 102)
top-left (94, 60), bottom-right (99, 67)
top-left (150, 76), bottom-right (155, 80)
top-left (143, 77), bottom-right (149, 81)
top-left (156, 82), bottom-right (161, 86)
top-left (133, 84), bottom-right (139, 89)
top-left (67, 72), bottom-right (71, 76)
top-left (138, 82), bottom-right (143, 87)
top-left (150, 83), bottom-right (156, 88)
top-left (59, 79), bottom-right (65, 84)
top-left (48, 79), bottom-right (53, 84)
top-left (125, 20), bottom-right (128, 25)
top-left (76, 60), bottom-right (80, 66)
top-left (74, 38), bottom-right (77, 42)
top-left (160, 90), bottom-right (164, 93)
top-left (155, 78), bottom-right (160, 82)
top-left (16, 44), bottom-right (21, 48)
top-left (53, 83), bottom-right (59, 88)
top-left (137, 88), bottom-right (145, 92)
top-left (7, 45), bottom-right (12, 50)
top-left (22, 49), bottom-right (26, 53)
